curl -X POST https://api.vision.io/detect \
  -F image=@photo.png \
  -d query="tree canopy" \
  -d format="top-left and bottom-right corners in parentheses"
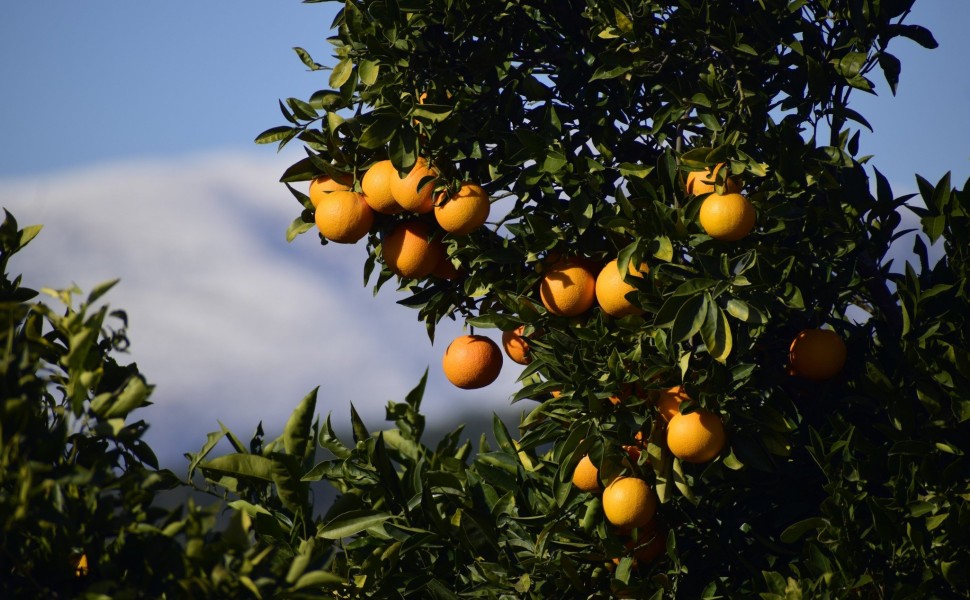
top-left (1, 1), bottom-right (968, 598)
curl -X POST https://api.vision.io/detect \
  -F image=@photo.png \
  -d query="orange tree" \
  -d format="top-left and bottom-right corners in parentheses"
top-left (4, 1), bottom-right (969, 599)
top-left (247, 0), bottom-right (970, 597)
top-left (250, 0), bottom-right (970, 598)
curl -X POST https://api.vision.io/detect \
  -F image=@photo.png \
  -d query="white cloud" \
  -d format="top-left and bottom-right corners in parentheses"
top-left (0, 151), bottom-right (525, 463)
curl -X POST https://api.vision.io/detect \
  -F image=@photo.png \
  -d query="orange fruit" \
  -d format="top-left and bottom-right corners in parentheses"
top-left (382, 221), bottom-right (445, 279)
top-left (614, 521), bottom-right (667, 566)
top-left (699, 192), bottom-right (756, 241)
top-left (685, 163), bottom-right (741, 196)
top-left (314, 191), bottom-right (374, 244)
top-left (602, 477), bottom-right (657, 529)
top-left (434, 182), bottom-right (490, 234)
top-left (666, 409), bottom-right (726, 464)
top-left (501, 326), bottom-right (532, 365)
top-left (595, 258), bottom-right (649, 318)
top-left (572, 454), bottom-right (601, 492)
top-left (656, 385), bottom-right (690, 422)
top-left (361, 160), bottom-right (405, 214)
top-left (308, 173), bottom-right (352, 207)
top-left (789, 328), bottom-right (847, 381)
top-left (390, 157), bottom-right (437, 213)
top-left (442, 334), bottom-right (503, 389)
top-left (540, 261), bottom-right (597, 317)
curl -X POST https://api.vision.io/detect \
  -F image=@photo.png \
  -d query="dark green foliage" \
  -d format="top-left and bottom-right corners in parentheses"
top-left (0, 214), bottom-right (311, 598)
top-left (253, 0), bottom-right (969, 598)
top-left (2, 1), bottom-right (969, 598)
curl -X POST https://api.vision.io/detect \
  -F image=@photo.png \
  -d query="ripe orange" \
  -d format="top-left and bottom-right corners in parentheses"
top-left (789, 328), bottom-right (847, 380)
top-left (314, 191), bottom-right (374, 244)
top-left (572, 454), bottom-right (601, 492)
top-left (390, 157), bottom-right (437, 213)
top-left (434, 182), bottom-right (490, 235)
top-left (361, 160), bottom-right (405, 214)
top-left (656, 385), bottom-right (690, 422)
top-left (685, 163), bottom-right (741, 196)
top-left (666, 409), bottom-right (726, 464)
top-left (501, 326), bottom-right (532, 365)
top-left (442, 334), bottom-right (503, 389)
top-left (602, 477), bottom-right (657, 529)
top-left (699, 192), bottom-right (756, 241)
top-left (595, 258), bottom-right (648, 318)
top-left (540, 260), bottom-right (597, 317)
top-left (382, 221), bottom-right (445, 279)
top-left (308, 173), bottom-right (352, 207)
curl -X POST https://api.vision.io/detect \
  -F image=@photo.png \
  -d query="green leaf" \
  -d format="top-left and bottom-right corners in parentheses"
top-left (671, 294), bottom-right (708, 342)
top-left (18, 223), bottom-right (43, 250)
top-left (411, 104), bottom-right (453, 122)
top-left (91, 375), bottom-right (153, 419)
top-left (203, 454), bottom-right (275, 482)
top-left (925, 513), bottom-right (948, 531)
top-left (619, 163), bottom-right (653, 179)
top-left (293, 47), bottom-right (322, 71)
top-left (350, 403), bottom-right (370, 443)
top-left (837, 52), bottom-right (867, 78)
top-left (780, 517), bottom-right (827, 543)
top-left (358, 59), bottom-right (380, 86)
top-left (329, 58), bottom-right (353, 88)
top-left (86, 278), bottom-right (120, 305)
top-left (287, 97), bottom-right (318, 121)
top-left (613, 8), bottom-right (633, 33)
top-left (272, 452), bottom-right (308, 513)
top-left (670, 278), bottom-right (718, 297)
top-left (187, 430), bottom-right (223, 478)
top-left (318, 509), bottom-right (392, 539)
top-left (358, 115), bottom-right (398, 149)
top-left (700, 299), bottom-right (732, 363)
top-left (293, 570), bottom-right (345, 589)
top-left (590, 64), bottom-right (631, 81)
top-left (283, 388), bottom-right (318, 458)
top-left (286, 218), bottom-right (314, 242)
top-left (725, 298), bottom-right (767, 324)
top-left (319, 414), bottom-right (351, 459)
top-left (404, 369), bottom-right (427, 414)
top-left (893, 24), bottom-right (939, 49)
top-left (650, 236), bottom-right (673, 262)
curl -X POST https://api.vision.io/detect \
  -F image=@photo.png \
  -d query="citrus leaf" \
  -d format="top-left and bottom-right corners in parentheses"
top-left (319, 509), bottom-right (392, 539)
top-left (283, 387), bottom-right (318, 458)
top-left (725, 298), bottom-right (767, 324)
top-left (329, 58), bottom-right (353, 88)
top-left (358, 116), bottom-right (398, 149)
top-left (294, 570), bottom-right (345, 589)
top-left (671, 294), bottom-right (707, 342)
top-left (203, 454), bottom-right (275, 482)
top-left (780, 517), bottom-right (828, 544)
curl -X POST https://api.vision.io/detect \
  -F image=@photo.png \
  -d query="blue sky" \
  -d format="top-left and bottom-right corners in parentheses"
top-left (0, 2), bottom-right (968, 463)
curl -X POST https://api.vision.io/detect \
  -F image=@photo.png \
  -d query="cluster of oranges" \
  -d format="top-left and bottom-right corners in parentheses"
top-left (438, 163), bottom-right (756, 391)
top-left (309, 159), bottom-right (849, 567)
top-left (566, 326), bottom-right (848, 567)
top-left (310, 157), bottom-right (488, 279)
